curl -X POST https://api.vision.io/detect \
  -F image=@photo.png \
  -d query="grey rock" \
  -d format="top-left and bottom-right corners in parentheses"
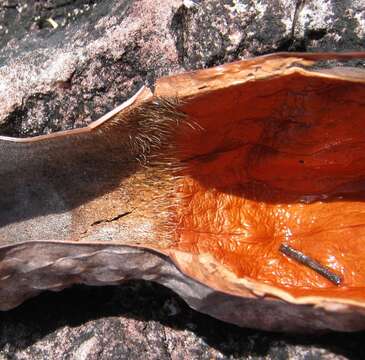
top-left (0, 0), bottom-right (364, 359)
top-left (0, 0), bottom-right (363, 137)
top-left (0, 282), bottom-right (364, 359)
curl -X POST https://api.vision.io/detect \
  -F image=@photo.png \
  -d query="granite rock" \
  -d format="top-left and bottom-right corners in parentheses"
top-left (0, 282), bottom-right (364, 360)
top-left (0, 0), bottom-right (364, 137)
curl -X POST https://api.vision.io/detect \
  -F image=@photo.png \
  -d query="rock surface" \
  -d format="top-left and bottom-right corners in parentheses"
top-left (1, 281), bottom-right (365, 360)
top-left (0, 0), bottom-right (364, 358)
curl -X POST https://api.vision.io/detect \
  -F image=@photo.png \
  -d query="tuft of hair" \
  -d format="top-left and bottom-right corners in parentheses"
top-left (93, 96), bottom-right (202, 248)
top-left (97, 97), bottom-right (191, 163)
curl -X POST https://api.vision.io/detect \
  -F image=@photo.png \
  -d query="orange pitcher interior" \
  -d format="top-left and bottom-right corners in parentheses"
top-left (166, 70), bottom-right (365, 301)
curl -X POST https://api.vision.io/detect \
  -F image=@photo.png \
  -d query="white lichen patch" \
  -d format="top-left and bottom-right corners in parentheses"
top-left (354, 10), bottom-right (365, 38)
top-left (73, 336), bottom-right (99, 360)
top-left (254, 0), bottom-right (268, 18)
top-left (39, 51), bottom-right (78, 84)
top-left (183, 0), bottom-right (199, 9)
top-left (297, 0), bottom-right (334, 37)
top-left (228, 31), bottom-right (243, 47)
top-left (16, 2), bottom-right (28, 14)
top-left (227, 0), bottom-right (269, 20)
top-left (279, 0), bottom-right (297, 32)
top-left (224, 0), bottom-right (251, 14)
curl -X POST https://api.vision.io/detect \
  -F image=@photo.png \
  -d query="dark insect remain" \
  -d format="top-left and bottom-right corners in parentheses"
top-left (279, 244), bottom-right (342, 286)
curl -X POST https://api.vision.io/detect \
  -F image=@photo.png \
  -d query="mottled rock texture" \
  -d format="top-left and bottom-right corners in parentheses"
top-left (0, 0), bottom-right (364, 137)
top-left (0, 0), bottom-right (364, 358)
top-left (1, 282), bottom-right (364, 360)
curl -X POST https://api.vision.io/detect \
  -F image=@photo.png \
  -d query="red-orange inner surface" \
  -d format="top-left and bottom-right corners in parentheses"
top-left (172, 73), bottom-right (365, 300)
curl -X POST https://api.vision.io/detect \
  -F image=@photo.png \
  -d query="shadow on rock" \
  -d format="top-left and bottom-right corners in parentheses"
top-left (0, 281), bottom-right (364, 359)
